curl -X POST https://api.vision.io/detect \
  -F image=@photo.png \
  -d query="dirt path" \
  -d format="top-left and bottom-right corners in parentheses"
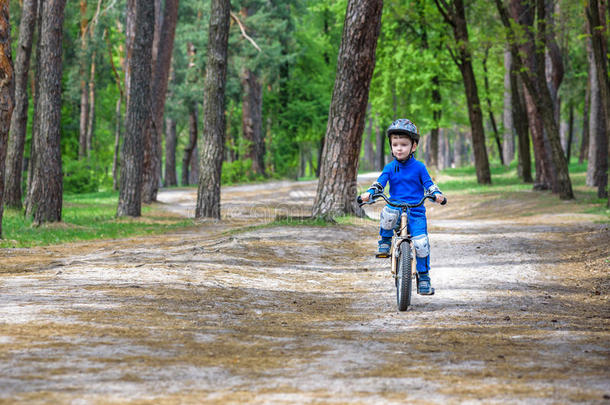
top-left (1, 176), bottom-right (608, 404)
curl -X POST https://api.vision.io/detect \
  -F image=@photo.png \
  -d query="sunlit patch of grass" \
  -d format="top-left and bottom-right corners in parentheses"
top-left (1, 192), bottom-right (196, 248)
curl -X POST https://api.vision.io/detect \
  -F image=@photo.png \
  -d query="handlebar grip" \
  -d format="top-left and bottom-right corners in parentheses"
top-left (440, 197), bottom-right (447, 205)
top-left (356, 196), bottom-right (363, 204)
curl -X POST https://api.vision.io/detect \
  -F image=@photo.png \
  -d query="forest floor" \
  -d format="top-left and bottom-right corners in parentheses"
top-left (0, 174), bottom-right (608, 404)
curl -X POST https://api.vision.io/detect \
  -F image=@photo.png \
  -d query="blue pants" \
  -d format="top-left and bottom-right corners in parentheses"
top-left (380, 206), bottom-right (430, 273)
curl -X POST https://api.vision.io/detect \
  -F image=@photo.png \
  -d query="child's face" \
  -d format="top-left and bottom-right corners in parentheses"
top-left (390, 135), bottom-right (417, 160)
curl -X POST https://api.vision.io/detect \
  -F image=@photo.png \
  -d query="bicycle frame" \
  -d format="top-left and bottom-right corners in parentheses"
top-left (391, 210), bottom-right (410, 278)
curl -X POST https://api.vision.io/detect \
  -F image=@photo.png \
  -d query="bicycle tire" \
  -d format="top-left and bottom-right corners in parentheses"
top-left (396, 242), bottom-right (412, 311)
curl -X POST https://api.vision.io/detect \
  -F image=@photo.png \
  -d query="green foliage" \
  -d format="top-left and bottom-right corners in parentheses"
top-left (63, 158), bottom-right (100, 194)
top-left (221, 159), bottom-right (265, 184)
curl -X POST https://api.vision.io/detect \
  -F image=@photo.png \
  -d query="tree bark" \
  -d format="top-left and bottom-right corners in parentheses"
top-left (312, 0), bottom-right (382, 219)
top-left (586, 0), bottom-right (610, 199)
top-left (241, 68), bottom-right (265, 176)
top-left (86, 55), bottom-right (96, 157)
top-left (364, 108), bottom-right (375, 171)
top-left (195, 0), bottom-right (231, 219)
top-left (25, 4), bottom-right (43, 207)
top-left (25, 0), bottom-right (66, 224)
top-left (124, 0), bottom-right (135, 110)
top-left (579, 70), bottom-right (591, 164)
top-left (429, 76), bottom-right (441, 170)
top-left (510, 60), bottom-right (532, 183)
top-left (189, 145), bottom-right (199, 185)
top-left (108, 22), bottom-right (124, 192)
top-left (375, 115), bottom-right (384, 171)
top-left (483, 46), bottom-right (504, 165)
top-left (566, 103), bottom-right (574, 163)
top-left (112, 97), bottom-right (121, 191)
top-left (142, 0), bottom-right (179, 202)
top-left (4, 0), bottom-right (37, 209)
top-left (502, 49), bottom-right (515, 165)
top-left (0, 0), bottom-right (14, 237)
top-left (435, 0), bottom-right (491, 184)
top-left (496, 0), bottom-right (573, 199)
top-left (182, 103), bottom-right (198, 185)
top-left (512, 0), bottom-right (552, 189)
top-left (164, 116), bottom-right (177, 186)
top-left (117, 0), bottom-right (154, 217)
top-left (78, 0), bottom-right (89, 159)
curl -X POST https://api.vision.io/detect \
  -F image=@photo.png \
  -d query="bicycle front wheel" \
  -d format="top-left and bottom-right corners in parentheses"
top-left (396, 242), bottom-right (412, 311)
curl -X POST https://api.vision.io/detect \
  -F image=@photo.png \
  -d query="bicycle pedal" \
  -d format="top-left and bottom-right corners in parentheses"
top-left (375, 253), bottom-right (390, 258)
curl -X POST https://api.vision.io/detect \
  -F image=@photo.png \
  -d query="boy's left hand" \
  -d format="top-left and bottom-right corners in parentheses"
top-left (435, 194), bottom-right (446, 204)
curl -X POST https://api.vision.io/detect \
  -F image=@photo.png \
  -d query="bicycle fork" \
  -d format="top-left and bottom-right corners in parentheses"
top-left (391, 211), bottom-right (411, 277)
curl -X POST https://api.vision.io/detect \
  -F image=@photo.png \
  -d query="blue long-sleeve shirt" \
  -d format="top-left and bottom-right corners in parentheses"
top-left (367, 158), bottom-right (440, 212)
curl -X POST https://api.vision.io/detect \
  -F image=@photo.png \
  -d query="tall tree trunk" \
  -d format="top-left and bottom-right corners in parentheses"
top-left (510, 62), bottom-right (532, 182)
top-left (586, 0), bottom-right (610, 199)
top-left (579, 72), bottom-right (591, 164)
top-left (117, 0), bottom-right (154, 217)
top-left (124, 0), bottom-right (135, 111)
top-left (78, 0), bottom-right (89, 159)
top-left (164, 116), bottom-right (177, 186)
top-left (496, 0), bottom-right (573, 199)
top-left (524, 88), bottom-right (552, 188)
top-left (375, 116), bottom-right (384, 171)
top-left (241, 68), bottom-right (265, 176)
top-left (483, 46), bottom-right (504, 165)
top-left (108, 22), bottom-right (124, 192)
top-left (182, 103), bottom-right (198, 185)
top-left (195, 0), bottom-right (231, 219)
top-left (189, 145), bottom-right (199, 185)
top-left (566, 103), bottom-right (574, 163)
top-left (364, 108), bottom-right (374, 171)
top-left (112, 97), bottom-right (121, 190)
top-left (586, 24), bottom-right (604, 187)
top-left (25, 5), bottom-right (43, 208)
top-left (312, 0), bottom-right (382, 218)
top-left (436, 0), bottom-right (491, 184)
top-left (25, 0), bottom-right (66, 224)
top-left (0, 0), bottom-right (14, 237)
top-left (4, 0), bottom-right (37, 209)
top-left (142, 0), bottom-right (179, 202)
top-left (429, 77), bottom-right (441, 170)
top-left (502, 49), bottom-right (515, 165)
top-left (86, 55), bottom-right (96, 157)
top-left (316, 136), bottom-right (324, 178)
top-left (512, 0), bottom-right (552, 189)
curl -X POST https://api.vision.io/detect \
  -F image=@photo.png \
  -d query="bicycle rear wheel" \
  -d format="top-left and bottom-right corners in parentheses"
top-left (396, 242), bottom-right (412, 311)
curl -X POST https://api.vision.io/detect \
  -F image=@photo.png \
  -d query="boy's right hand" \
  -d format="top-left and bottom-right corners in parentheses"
top-left (360, 192), bottom-right (371, 202)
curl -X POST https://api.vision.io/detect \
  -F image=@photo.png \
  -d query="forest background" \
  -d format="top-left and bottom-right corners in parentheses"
top-left (0, 0), bottom-right (608, 240)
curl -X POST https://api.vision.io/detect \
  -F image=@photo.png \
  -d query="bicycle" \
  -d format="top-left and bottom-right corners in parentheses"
top-left (357, 192), bottom-right (446, 311)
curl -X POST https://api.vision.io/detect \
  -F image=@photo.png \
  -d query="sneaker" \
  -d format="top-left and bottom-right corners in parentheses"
top-left (376, 238), bottom-right (391, 258)
top-left (417, 272), bottom-right (435, 295)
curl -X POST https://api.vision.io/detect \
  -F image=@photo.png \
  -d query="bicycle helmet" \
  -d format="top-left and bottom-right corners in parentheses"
top-left (387, 118), bottom-right (420, 144)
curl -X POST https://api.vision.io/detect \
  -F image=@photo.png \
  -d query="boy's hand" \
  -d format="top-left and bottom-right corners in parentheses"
top-left (360, 192), bottom-right (371, 202)
top-left (435, 194), bottom-right (446, 204)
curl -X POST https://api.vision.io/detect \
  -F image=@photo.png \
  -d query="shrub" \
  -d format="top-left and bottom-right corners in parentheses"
top-left (63, 159), bottom-right (99, 194)
top-left (221, 159), bottom-right (264, 184)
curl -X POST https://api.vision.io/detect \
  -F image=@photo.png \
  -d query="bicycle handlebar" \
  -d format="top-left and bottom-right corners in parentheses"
top-left (357, 193), bottom-right (446, 208)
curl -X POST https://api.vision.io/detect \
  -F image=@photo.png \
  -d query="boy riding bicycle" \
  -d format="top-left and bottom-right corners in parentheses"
top-left (359, 118), bottom-right (445, 296)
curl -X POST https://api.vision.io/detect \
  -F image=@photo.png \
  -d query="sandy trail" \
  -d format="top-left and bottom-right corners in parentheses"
top-left (0, 176), bottom-right (608, 404)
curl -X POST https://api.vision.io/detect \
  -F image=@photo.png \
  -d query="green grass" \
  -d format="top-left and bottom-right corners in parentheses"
top-left (1, 191), bottom-right (196, 248)
top-left (4, 161), bottom-right (608, 247)
top-left (435, 161), bottom-right (609, 218)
